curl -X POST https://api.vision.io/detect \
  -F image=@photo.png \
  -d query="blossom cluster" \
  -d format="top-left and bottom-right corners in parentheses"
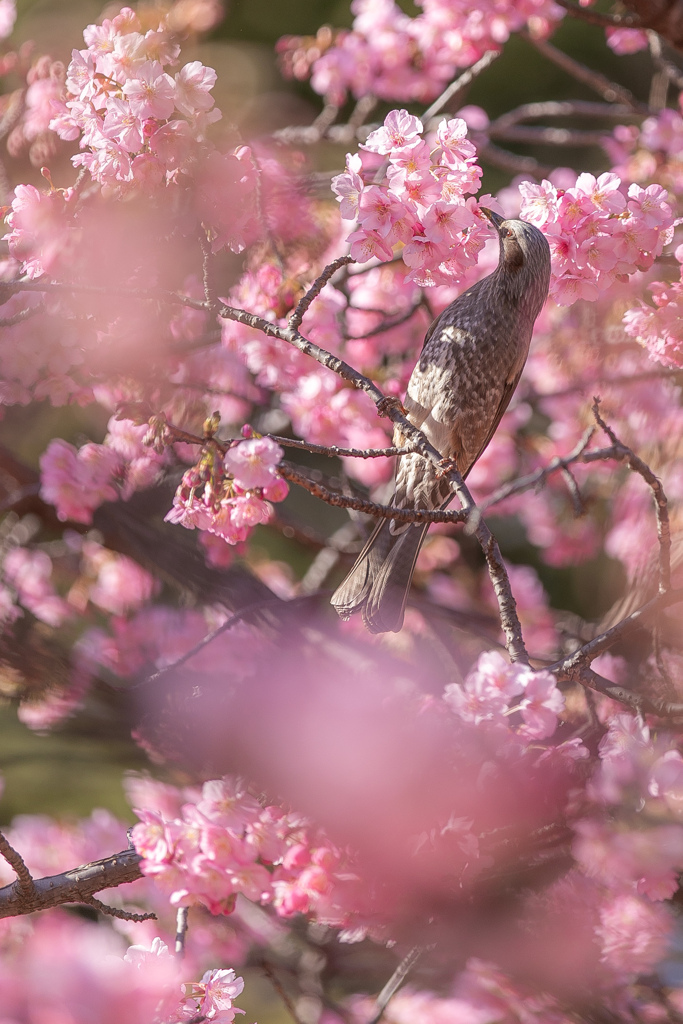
top-left (165, 432), bottom-right (289, 546)
top-left (333, 113), bottom-right (675, 301)
top-left (39, 437), bottom-right (122, 524)
top-left (333, 109), bottom-right (490, 286)
top-left (49, 6), bottom-right (221, 191)
top-left (278, 0), bottom-right (565, 105)
top-left (622, 243), bottom-right (683, 367)
top-left (132, 776), bottom-right (351, 925)
top-left (444, 650), bottom-right (565, 738)
top-left (3, 5), bottom-right (259, 283)
top-left (0, 915), bottom-right (247, 1024)
top-left (518, 173), bottom-right (674, 304)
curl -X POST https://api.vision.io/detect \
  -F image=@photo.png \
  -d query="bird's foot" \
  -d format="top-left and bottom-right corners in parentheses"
top-left (377, 395), bottom-right (407, 419)
top-left (437, 456), bottom-right (460, 479)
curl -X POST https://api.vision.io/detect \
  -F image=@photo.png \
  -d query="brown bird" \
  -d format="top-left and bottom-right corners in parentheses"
top-left (331, 209), bottom-right (551, 634)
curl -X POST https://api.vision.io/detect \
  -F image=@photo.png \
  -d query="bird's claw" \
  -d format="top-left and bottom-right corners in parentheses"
top-left (377, 395), bottom-right (407, 419)
top-left (437, 457), bottom-right (460, 479)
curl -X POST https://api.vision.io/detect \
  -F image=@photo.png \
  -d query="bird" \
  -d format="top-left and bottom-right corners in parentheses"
top-left (331, 208), bottom-right (552, 634)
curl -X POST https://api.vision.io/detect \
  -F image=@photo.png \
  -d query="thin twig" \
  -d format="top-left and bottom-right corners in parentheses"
top-left (565, 661), bottom-right (683, 718)
top-left (489, 100), bottom-right (641, 133)
top-left (270, 435), bottom-right (416, 460)
top-left (0, 831), bottom-right (35, 897)
top-left (592, 398), bottom-right (671, 593)
top-left (261, 959), bottom-right (304, 1024)
top-left (345, 301), bottom-right (423, 340)
top-left (422, 50), bottom-right (501, 122)
top-left (478, 141), bottom-right (554, 177)
top-left (554, 0), bottom-right (640, 27)
top-left (81, 894), bottom-right (156, 922)
top-left (175, 906), bottom-right (189, 958)
top-left (477, 427), bottom-right (596, 515)
top-left (281, 461), bottom-right (468, 526)
top-left (550, 586), bottom-right (683, 704)
top-left (140, 605), bottom-right (262, 686)
top-left (490, 125), bottom-right (608, 146)
top-left (560, 465), bottom-right (587, 516)
top-left (523, 33), bottom-right (648, 112)
top-left (368, 946), bottom-right (424, 1024)
top-left (288, 255), bottom-right (355, 330)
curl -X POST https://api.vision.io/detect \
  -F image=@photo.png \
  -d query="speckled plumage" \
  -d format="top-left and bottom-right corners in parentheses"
top-left (331, 211), bottom-right (552, 634)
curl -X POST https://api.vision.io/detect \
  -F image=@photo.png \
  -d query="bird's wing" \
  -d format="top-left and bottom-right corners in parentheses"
top-left (462, 368), bottom-right (522, 476)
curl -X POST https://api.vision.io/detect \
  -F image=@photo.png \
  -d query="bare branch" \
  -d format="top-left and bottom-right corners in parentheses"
top-left (422, 50), bottom-right (501, 122)
top-left (649, 30), bottom-right (683, 88)
top-left (0, 831), bottom-right (35, 898)
top-left (477, 141), bottom-right (555, 177)
top-left (478, 427), bottom-right (596, 514)
top-left (288, 255), bottom-right (355, 331)
top-left (551, 586), bottom-right (683, 694)
top-left (81, 894), bottom-right (156, 922)
top-left (280, 461), bottom-right (468, 526)
top-left (199, 229), bottom-right (219, 311)
top-left (261, 959), bottom-right (305, 1024)
top-left (523, 32), bottom-right (648, 112)
top-left (175, 906), bottom-right (189, 957)
top-left (490, 125), bottom-right (608, 146)
top-left (368, 946), bottom-right (424, 1024)
top-left (0, 847), bottom-right (144, 919)
top-left (489, 100), bottom-right (642, 133)
top-left (554, 0), bottom-right (641, 27)
top-left (345, 301), bottom-right (423, 340)
top-left (592, 398), bottom-right (671, 593)
top-left (270, 435), bottom-right (417, 460)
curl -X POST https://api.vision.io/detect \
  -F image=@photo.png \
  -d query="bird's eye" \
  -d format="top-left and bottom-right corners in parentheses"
top-left (503, 228), bottom-right (514, 238)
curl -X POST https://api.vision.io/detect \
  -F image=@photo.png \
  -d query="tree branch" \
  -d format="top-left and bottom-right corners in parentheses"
top-left (0, 847), bottom-right (144, 919)
top-left (522, 32), bottom-right (648, 111)
top-left (554, 0), bottom-right (641, 28)
top-left (592, 398), bottom-right (671, 593)
top-left (271, 436), bottom-right (416, 459)
top-left (288, 255), bottom-right (355, 330)
top-left (0, 831), bottom-right (35, 898)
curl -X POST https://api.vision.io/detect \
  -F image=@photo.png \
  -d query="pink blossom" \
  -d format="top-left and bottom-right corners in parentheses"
top-left (363, 109), bottom-right (423, 154)
top-left (0, 0), bottom-right (15, 39)
top-left (40, 439), bottom-right (121, 524)
top-left (223, 436), bottom-right (284, 490)
top-left (649, 750), bottom-right (683, 814)
top-left (121, 60), bottom-right (176, 119)
top-left (597, 893), bottom-right (672, 976)
top-left (445, 650), bottom-right (524, 723)
top-left (174, 61), bottom-right (219, 117)
top-left (347, 228), bottom-right (395, 262)
top-left (198, 968), bottom-right (245, 1020)
top-left (517, 179), bottom-right (558, 227)
top-left (331, 152), bottom-right (365, 220)
top-left (3, 547), bottom-right (71, 627)
top-left (517, 670), bottom-right (564, 739)
top-left (605, 26), bottom-right (648, 54)
top-left (102, 97), bottom-right (144, 151)
top-left (4, 183), bottom-right (76, 278)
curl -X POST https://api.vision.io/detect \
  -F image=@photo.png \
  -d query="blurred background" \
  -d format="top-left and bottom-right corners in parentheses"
top-left (0, 2), bottom-right (673, 1019)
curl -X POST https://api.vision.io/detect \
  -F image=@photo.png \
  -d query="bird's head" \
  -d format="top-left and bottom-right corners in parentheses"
top-left (480, 207), bottom-right (551, 312)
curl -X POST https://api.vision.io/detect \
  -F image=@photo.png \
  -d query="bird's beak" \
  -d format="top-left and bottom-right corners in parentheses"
top-left (480, 207), bottom-right (506, 232)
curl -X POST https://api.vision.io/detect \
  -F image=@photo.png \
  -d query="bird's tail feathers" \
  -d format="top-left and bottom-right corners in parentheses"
top-left (330, 517), bottom-right (428, 634)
